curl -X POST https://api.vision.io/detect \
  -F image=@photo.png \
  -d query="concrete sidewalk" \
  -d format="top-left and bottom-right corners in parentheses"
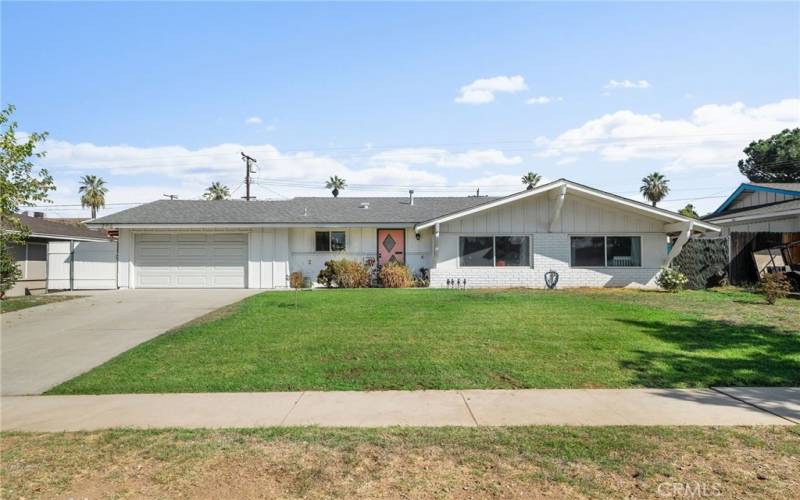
top-left (2, 388), bottom-right (797, 431)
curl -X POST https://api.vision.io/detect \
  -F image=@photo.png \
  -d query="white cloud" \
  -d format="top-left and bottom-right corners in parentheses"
top-left (526, 96), bottom-right (562, 105)
top-left (245, 116), bottom-right (263, 125)
top-left (455, 75), bottom-right (527, 104)
top-left (370, 148), bottom-right (522, 169)
top-left (534, 98), bottom-right (800, 170)
top-left (604, 79), bottom-right (650, 90)
top-left (29, 139), bottom-right (455, 214)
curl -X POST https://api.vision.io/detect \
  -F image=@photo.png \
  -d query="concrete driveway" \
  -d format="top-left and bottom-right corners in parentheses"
top-left (1, 289), bottom-right (260, 395)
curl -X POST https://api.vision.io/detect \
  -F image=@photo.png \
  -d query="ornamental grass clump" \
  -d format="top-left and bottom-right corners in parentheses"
top-left (759, 273), bottom-right (791, 305)
top-left (379, 262), bottom-right (413, 288)
top-left (656, 267), bottom-right (688, 292)
top-left (317, 259), bottom-right (370, 288)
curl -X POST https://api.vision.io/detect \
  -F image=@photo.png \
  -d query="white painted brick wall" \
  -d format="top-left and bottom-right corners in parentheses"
top-left (430, 233), bottom-right (660, 289)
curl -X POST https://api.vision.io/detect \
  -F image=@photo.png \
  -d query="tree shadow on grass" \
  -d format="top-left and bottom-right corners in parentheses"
top-left (617, 318), bottom-right (800, 388)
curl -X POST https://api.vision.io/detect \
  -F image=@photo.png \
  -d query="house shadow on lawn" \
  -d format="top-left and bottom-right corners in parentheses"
top-left (617, 318), bottom-right (800, 389)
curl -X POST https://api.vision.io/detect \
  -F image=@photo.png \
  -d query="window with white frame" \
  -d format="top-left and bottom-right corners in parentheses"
top-left (570, 236), bottom-right (641, 267)
top-left (315, 231), bottom-right (346, 251)
top-left (459, 236), bottom-right (531, 267)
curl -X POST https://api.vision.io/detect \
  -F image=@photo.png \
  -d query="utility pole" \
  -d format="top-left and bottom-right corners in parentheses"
top-left (241, 152), bottom-right (257, 201)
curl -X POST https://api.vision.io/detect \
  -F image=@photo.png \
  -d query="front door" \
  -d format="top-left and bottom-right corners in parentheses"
top-left (377, 229), bottom-right (405, 266)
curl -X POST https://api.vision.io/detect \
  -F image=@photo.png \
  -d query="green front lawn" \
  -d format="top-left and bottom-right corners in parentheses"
top-left (49, 288), bottom-right (800, 394)
top-left (0, 294), bottom-right (78, 314)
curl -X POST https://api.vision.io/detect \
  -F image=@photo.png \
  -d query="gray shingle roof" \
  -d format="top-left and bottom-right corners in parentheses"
top-left (88, 196), bottom-right (500, 225)
top-left (4, 213), bottom-right (110, 240)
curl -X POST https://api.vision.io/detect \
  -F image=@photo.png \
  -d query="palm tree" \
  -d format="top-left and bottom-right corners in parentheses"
top-left (203, 182), bottom-right (231, 200)
top-left (640, 172), bottom-right (670, 207)
top-left (325, 175), bottom-right (347, 198)
top-left (79, 175), bottom-right (108, 219)
top-left (521, 172), bottom-right (542, 190)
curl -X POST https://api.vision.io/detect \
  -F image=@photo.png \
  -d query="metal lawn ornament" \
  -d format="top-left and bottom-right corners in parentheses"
top-left (544, 270), bottom-right (559, 289)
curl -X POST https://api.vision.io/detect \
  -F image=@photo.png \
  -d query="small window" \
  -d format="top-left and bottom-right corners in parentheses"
top-left (330, 231), bottom-right (346, 251)
top-left (459, 237), bottom-right (494, 267)
top-left (27, 243), bottom-right (47, 262)
top-left (607, 236), bottom-right (641, 267)
top-left (495, 236), bottom-right (530, 267)
top-left (570, 236), bottom-right (605, 267)
top-left (315, 232), bottom-right (330, 251)
top-left (315, 231), bottom-right (346, 252)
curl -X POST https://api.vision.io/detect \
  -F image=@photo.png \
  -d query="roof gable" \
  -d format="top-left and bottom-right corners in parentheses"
top-left (712, 183), bottom-right (800, 215)
top-left (414, 179), bottom-right (720, 233)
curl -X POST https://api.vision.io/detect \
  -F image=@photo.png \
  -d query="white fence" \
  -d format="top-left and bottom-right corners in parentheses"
top-left (47, 240), bottom-right (118, 290)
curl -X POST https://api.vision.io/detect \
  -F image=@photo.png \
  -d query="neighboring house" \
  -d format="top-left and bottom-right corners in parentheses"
top-left (86, 179), bottom-right (719, 290)
top-left (3, 213), bottom-right (115, 297)
top-left (704, 183), bottom-right (800, 283)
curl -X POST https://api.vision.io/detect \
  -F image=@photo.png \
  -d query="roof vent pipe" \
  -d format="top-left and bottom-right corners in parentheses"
top-left (409, 189), bottom-right (415, 206)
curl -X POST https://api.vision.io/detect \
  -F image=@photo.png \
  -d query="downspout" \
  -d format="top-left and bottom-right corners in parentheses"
top-left (433, 223), bottom-right (440, 268)
top-left (69, 239), bottom-right (75, 291)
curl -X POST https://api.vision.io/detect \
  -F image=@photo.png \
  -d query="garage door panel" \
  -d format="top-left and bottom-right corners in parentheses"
top-left (138, 234), bottom-right (172, 243)
top-left (137, 246), bottom-right (172, 258)
top-left (176, 234), bottom-right (209, 243)
top-left (213, 247), bottom-right (247, 258)
top-left (176, 247), bottom-right (209, 258)
top-left (211, 275), bottom-right (245, 287)
top-left (212, 234), bottom-right (248, 244)
top-left (134, 233), bottom-right (247, 288)
top-left (138, 274), bottom-right (173, 287)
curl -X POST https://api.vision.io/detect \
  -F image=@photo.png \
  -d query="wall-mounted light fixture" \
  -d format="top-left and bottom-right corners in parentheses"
top-left (415, 232), bottom-right (421, 241)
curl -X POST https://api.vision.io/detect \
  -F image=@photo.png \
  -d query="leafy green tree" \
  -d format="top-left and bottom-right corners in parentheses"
top-left (738, 128), bottom-right (800, 182)
top-left (1, 105), bottom-right (55, 297)
top-left (203, 181), bottom-right (230, 200)
top-left (678, 203), bottom-right (699, 219)
top-left (79, 175), bottom-right (108, 219)
top-left (640, 172), bottom-right (670, 207)
top-left (521, 171), bottom-right (542, 190)
top-left (325, 175), bottom-right (347, 198)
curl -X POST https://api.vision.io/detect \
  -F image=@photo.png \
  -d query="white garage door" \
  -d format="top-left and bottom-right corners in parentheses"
top-left (134, 233), bottom-right (247, 288)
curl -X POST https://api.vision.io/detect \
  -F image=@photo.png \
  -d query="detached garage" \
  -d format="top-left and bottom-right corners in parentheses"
top-left (134, 233), bottom-right (248, 288)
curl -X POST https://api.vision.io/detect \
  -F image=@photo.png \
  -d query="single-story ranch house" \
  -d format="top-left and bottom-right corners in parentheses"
top-left (87, 179), bottom-right (720, 289)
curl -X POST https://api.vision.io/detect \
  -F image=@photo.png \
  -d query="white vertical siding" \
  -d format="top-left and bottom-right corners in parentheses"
top-left (72, 241), bottom-right (117, 289)
top-left (430, 193), bottom-right (669, 289)
top-left (729, 190), bottom-right (799, 210)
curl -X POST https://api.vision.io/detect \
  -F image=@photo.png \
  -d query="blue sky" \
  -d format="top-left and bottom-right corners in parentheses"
top-left (3, 1), bottom-right (799, 217)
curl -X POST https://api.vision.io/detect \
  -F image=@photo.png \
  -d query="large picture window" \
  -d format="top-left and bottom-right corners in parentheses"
top-left (495, 236), bottom-right (530, 267)
top-left (315, 231), bottom-right (346, 252)
top-left (570, 236), bottom-right (642, 267)
top-left (570, 237), bottom-right (605, 267)
top-left (459, 236), bottom-right (531, 267)
top-left (606, 236), bottom-right (641, 267)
